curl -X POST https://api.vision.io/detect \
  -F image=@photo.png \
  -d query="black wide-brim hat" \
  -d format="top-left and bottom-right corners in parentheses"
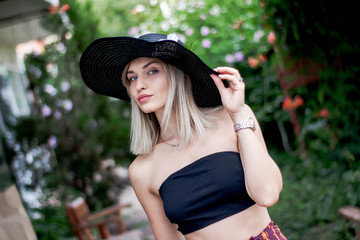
top-left (80, 33), bottom-right (224, 108)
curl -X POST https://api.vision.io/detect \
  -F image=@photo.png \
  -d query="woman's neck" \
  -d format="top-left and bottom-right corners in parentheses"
top-left (155, 110), bottom-right (180, 142)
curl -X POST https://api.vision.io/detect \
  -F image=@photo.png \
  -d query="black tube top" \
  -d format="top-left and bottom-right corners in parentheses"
top-left (158, 151), bottom-right (255, 235)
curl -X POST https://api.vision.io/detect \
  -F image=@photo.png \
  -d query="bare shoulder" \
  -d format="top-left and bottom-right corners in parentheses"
top-left (128, 154), bottom-right (152, 185)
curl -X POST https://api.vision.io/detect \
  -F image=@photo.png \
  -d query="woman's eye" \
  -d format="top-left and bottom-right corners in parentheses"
top-left (149, 69), bottom-right (159, 75)
top-left (128, 76), bottom-right (137, 81)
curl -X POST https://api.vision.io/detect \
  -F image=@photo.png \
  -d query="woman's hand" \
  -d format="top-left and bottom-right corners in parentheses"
top-left (211, 66), bottom-right (246, 122)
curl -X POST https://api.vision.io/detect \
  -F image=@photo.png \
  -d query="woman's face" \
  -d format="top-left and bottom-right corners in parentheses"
top-left (126, 57), bottom-right (169, 114)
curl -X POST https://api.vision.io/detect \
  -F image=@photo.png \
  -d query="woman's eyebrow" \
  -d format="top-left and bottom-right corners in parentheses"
top-left (127, 60), bottom-right (159, 75)
top-left (143, 60), bottom-right (159, 69)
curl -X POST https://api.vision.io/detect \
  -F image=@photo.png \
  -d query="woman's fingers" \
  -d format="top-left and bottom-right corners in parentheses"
top-left (214, 66), bottom-right (241, 77)
top-left (214, 67), bottom-right (244, 92)
top-left (210, 74), bottom-right (227, 91)
top-left (214, 67), bottom-right (243, 84)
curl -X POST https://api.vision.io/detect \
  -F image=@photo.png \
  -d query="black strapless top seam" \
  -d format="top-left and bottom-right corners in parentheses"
top-left (158, 151), bottom-right (239, 192)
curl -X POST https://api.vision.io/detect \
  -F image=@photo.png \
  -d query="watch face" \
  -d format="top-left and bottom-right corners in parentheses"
top-left (249, 118), bottom-right (255, 131)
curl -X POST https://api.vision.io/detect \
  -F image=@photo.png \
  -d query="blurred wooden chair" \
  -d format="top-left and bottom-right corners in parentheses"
top-left (338, 205), bottom-right (360, 240)
top-left (65, 197), bottom-right (131, 240)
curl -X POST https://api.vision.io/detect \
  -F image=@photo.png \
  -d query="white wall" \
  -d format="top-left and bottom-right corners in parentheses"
top-left (0, 44), bottom-right (18, 71)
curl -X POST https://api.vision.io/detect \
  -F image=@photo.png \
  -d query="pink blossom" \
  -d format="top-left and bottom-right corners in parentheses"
top-left (185, 28), bottom-right (194, 36)
top-left (248, 57), bottom-right (260, 68)
top-left (267, 31), bottom-right (276, 44)
top-left (128, 26), bottom-right (139, 36)
top-left (202, 39), bottom-right (211, 48)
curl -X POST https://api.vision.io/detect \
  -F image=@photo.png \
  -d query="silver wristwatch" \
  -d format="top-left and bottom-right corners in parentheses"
top-left (234, 118), bottom-right (255, 132)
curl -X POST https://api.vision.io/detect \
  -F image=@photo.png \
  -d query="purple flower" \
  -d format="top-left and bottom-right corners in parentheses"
top-left (54, 110), bottom-right (62, 119)
top-left (128, 26), bottom-right (139, 36)
top-left (200, 14), bottom-right (207, 20)
top-left (234, 51), bottom-right (244, 62)
top-left (56, 43), bottom-right (67, 53)
top-left (61, 82), bottom-right (71, 92)
top-left (44, 84), bottom-right (57, 96)
top-left (185, 28), bottom-right (194, 36)
top-left (253, 30), bottom-right (264, 43)
top-left (201, 26), bottom-right (210, 36)
top-left (225, 54), bottom-right (235, 64)
top-left (48, 135), bottom-right (57, 148)
top-left (202, 39), bottom-right (211, 48)
top-left (55, 99), bottom-right (62, 107)
top-left (63, 99), bottom-right (73, 112)
top-left (42, 105), bottom-right (52, 117)
top-left (107, 190), bottom-right (115, 199)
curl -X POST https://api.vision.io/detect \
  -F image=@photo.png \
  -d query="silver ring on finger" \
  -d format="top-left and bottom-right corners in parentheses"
top-left (239, 77), bottom-right (243, 82)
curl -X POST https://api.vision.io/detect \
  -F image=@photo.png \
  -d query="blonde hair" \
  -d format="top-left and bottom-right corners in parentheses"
top-left (122, 60), bottom-right (219, 155)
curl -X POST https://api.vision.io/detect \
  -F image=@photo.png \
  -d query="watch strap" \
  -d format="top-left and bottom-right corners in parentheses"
top-left (234, 118), bottom-right (255, 132)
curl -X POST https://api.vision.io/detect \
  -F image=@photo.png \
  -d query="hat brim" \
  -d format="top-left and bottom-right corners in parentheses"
top-left (80, 36), bottom-right (224, 108)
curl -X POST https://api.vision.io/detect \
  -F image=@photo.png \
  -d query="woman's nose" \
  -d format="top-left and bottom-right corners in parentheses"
top-left (135, 77), bottom-right (147, 91)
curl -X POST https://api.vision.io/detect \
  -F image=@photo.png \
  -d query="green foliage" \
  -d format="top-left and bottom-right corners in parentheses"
top-left (31, 205), bottom-right (73, 240)
top-left (262, 1), bottom-right (360, 239)
top-left (269, 150), bottom-right (360, 240)
top-left (262, 0), bottom-right (360, 164)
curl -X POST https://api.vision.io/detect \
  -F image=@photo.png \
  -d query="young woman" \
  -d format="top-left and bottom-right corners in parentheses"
top-left (80, 33), bottom-right (286, 240)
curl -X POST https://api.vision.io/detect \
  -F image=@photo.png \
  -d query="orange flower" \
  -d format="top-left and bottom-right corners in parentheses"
top-left (267, 31), bottom-right (276, 45)
top-left (49, 3), bottom-right (69, 14)
top-left (248, 57), bottom-right (260, 68)
top-left (293, 95), bottom-right (304, 108)
top-left (319, 108), bottom-right (329, 118)
top-left (232, 20), bottom-right (244, 29)
top-left (49, 4), bottom-right (59, 14)
top-left (259, 54), bottom-right (267, 62)
top-left (282, 95), bottom-right (304, 111)
top-left (131, 7), bottom-right (140, 15)
top-left (282, 97), bottom-right (292, 110)
top-left (60, 4), bottom-right (70, 14)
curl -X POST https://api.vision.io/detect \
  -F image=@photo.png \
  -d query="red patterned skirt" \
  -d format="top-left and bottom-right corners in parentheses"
top-left (249, 221), bottom-right (287, 240)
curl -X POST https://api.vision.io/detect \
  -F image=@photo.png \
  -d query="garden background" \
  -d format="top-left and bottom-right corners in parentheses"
top-left (1, 0), bottom-right (359, 239)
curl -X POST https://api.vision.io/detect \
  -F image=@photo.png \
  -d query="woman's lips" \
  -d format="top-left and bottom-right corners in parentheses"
top-left (138, 94), bottom-right (152, 103)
